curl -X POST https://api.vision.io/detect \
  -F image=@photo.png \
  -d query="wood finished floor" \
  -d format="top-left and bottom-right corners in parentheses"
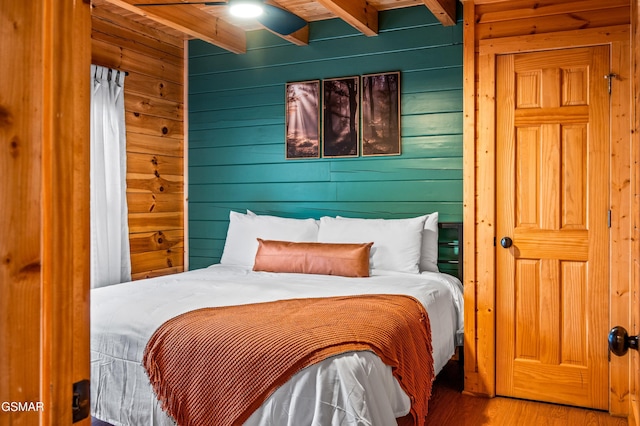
top-left (425, 361), bottom-right (628, 426)
top-left (92, 361), bottom-right (629, 426)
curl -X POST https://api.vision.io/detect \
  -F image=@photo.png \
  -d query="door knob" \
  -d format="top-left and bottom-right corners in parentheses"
top-left (500, 237), bottom-right (513, 248)
top-left (608, 326), bottom-right (639, 356)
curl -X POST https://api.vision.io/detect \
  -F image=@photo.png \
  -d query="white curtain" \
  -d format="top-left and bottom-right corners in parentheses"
top-left (90, 64), bottom-right (131, 288)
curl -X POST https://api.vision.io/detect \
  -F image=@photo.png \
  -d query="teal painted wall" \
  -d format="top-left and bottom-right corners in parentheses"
top-left (188, 6), bottom-right (463, 269)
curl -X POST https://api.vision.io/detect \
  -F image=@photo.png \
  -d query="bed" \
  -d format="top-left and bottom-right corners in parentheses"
top-left (91, 211), bottom-right (464, 426)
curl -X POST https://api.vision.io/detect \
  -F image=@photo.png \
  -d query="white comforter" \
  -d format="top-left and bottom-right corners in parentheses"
top-left (91, 264), bottom-right (464, 426)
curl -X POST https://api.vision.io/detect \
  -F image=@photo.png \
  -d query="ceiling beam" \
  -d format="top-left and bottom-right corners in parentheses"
top-left (262, 0), bottom-right (308, 46)
top-left (422, 0), bottom-right (457, 26)
top-left (316, 0), bottom-right (378, 36)
top-left (270, 25), bottom-right (309, 46)
top-left (104, 0), bottom-right (247, 53)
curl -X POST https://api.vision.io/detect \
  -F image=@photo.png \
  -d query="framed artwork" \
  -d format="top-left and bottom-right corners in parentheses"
top-left (322, 76), bottom-right (359, 158)
top-left (285, 80), bottom-right (320, 159)
top-left (361, 71), bottom-right (401, 156)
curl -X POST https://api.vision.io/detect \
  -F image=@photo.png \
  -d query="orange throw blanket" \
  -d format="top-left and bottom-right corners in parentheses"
top-left (143, 294), bottom-right (434, 426)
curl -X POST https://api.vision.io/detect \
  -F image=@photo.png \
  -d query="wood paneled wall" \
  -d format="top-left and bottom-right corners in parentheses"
top-left (473, 0), bottom-right (629, 39)
top-left (462, 0), bottom-right (633, 416)
top-left (91, 6), bottom-right (186, 280)
top-left (187, 6), bottom-right (464, 269)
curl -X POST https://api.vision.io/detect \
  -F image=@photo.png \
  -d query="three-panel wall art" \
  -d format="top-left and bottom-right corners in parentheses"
top-left (285, 71), bottom-right (401, 160)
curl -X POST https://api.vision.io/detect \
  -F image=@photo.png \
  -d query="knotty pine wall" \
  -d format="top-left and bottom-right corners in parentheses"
top-left (462, 0), bottom-right (633, 416)
top-left (91, 6), bottom-right (185, 280)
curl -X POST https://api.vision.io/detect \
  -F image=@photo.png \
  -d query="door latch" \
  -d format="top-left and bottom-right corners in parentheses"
top-left (604, 73), bottom-right (618, 95)
top-left (72, 379), bottom-right (90, 423)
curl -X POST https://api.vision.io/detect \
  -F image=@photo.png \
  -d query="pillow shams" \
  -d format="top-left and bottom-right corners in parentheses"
top-left (336, 212), bottom-right (439, 272)
top-left (318, 216), bottom-right (426, 274)
top-left (247, 209), bottom-right (320, 227)
top-left (419, 212), bottom-right (439, 272)
top-left (220, 211), bottom-right (319, 267)
top-left (253, 239), bottom-right (373, 277)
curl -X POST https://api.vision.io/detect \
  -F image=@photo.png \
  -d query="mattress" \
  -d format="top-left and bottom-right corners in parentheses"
top-left (90, 264), bottom-right (464, 426)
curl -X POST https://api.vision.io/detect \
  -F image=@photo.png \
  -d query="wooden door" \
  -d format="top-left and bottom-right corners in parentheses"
top-left (496, 46), bottom-right (610, 410)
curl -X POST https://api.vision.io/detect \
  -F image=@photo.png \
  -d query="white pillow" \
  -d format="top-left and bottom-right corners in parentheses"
top-left (335, 213), bottom-right (440, 272)
top-left (318, 215), bottom-right (426, 274)
top-left (220, 211), bottom-right (319, 267)
top-left (248, 209), bottom-right (321, 226)
top-left (419, 212), bottom-right (439, 272)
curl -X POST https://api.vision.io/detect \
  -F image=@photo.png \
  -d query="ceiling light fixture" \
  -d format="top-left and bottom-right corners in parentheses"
top-left (229, 0), bottom-right (263, 18)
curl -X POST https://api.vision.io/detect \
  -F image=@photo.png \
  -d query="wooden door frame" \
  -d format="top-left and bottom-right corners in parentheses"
top-left (632, 2), bottom-right (640, 424)
top-left (0, 1), bottom-right (92, 425)
top-left (463, 25), bottom-right (632, 416)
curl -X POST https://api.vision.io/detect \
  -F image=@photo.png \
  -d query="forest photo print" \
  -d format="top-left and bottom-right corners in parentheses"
top-left (362, 72), bottom-right (401, 156)
top-left (285, 72), bottom-right (400, 159)
top-left (322, 76), bottom-right (359, 158)
top-left (285, 80), bottom-right (320, 159)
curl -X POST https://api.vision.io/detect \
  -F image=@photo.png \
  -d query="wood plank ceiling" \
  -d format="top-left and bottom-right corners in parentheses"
top-left (92, 0), bottom-right (457, 53)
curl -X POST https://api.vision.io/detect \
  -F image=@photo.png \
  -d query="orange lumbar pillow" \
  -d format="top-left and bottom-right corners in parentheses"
top-left (253, 239), bottom-right (373, 277)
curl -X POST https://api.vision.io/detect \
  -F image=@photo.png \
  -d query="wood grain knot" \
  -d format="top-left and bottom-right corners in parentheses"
top-left (9, 137), bottom-right (19, 158)
top-left (20, 262), bottom-right (41, 274)
top-left (162, 127), bottom-right (168, 135)
top-left (0, 105), bottom-right (14, 128)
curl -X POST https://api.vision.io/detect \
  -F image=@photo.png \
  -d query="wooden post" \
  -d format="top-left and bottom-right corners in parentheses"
top-left (0, 0), bottom-right (91, 424)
